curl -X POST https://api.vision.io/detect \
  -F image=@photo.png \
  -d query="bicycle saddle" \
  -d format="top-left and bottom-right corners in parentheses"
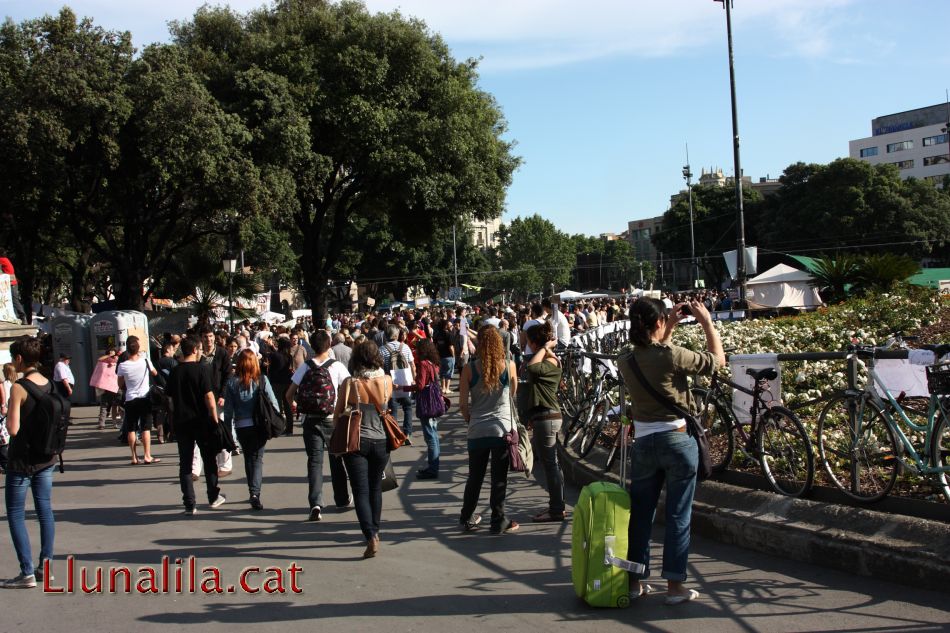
top-left (746, 367), bottom-right (778, 381)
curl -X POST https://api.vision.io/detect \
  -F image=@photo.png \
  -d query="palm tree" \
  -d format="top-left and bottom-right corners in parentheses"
top-left (853, 253), bottom-right (921, 294)
top-left (809, 254), bottom-right (860, 303)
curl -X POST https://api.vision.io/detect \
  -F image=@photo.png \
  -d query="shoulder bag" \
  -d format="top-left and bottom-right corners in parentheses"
top-left (372, 381), bottom-right (407, 451)
top-left (253, 376), bottom-right (286, 441)
top-left (329, 379), bottom-right (363, 456)
top-left (623, 352), bottom-right (712, 481)
top-left (506, 368), bottom-right (533, 477)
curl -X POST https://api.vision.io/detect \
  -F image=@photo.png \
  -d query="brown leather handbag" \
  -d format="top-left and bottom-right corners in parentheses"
top-left (329, 380), bottom-right (362, 457)
top-left (371, 382), bottom-right (407, 451)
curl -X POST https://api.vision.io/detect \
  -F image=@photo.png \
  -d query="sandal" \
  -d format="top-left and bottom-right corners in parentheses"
top-left (664, 589), bottom-right (699, 605)
top-left (532, 510), bottom-right (566, 523)
top-left (143, 458), bottom-right (162, 464)
top-left (632, 583), bottom-right (654, 599)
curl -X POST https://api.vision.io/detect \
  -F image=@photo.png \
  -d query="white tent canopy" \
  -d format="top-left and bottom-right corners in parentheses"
top-left (747, 264), bottom-right (822, 310)
top-left (550, 290), bottom-right (584, 303)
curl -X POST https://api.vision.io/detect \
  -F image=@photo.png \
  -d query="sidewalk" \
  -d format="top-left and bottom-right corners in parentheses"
top-left (0, 405), bottom-right (946, 633)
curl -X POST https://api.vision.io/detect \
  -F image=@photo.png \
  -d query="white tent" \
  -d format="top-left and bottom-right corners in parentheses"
top-left (550, 290), bottom-right (584, 303)
top-left (747, 264), bottom-right (822, 310)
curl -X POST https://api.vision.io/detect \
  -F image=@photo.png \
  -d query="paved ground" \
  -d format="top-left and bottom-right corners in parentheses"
top-left (0, 403), bottom-right (947, 633)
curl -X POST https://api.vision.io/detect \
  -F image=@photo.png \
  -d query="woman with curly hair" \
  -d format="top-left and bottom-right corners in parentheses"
top-left (458, 326), bottom-right (519, 534)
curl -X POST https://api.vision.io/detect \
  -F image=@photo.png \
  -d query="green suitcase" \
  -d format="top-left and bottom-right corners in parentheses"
top-left (571, 481), bottom-right (644, 607)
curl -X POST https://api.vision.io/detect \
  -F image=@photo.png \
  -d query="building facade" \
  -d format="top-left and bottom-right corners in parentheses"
top-left (470, 216), bottom-right (502, 250)
top-left (849, 103), bottom-right (950, 186)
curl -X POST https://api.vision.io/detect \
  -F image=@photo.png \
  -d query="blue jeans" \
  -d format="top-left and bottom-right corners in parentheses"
top-left (343, 439), bottom-right (389, 540)
top-left (389, 395), bottom-right (413, 436)
top-left (627, 429), bottom-right (698, 582)
top-left (5, 465), bottom-right (55, 577)
top-left (302, 416), bottom-right (350, 509)
top-left (419, 417), bottom-right (439, 473)
top-left (236, 427), bottom-right (266, 498)
top-left (531, 414), bottom-right (565, 515)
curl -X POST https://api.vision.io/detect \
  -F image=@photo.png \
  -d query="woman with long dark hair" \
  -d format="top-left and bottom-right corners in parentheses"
top-left (414, 339), bottom-right (444, 480)
top-left (333, 341), bottom-right (394, 558)
top-left (458, 326), bottom-right (519, 534)
top-left (1, 337), bottom-right (55, 588)
top-left (223, 349), bottom-right (280, 511)
top-left (618, 297), bottom-right (724, 604)
top-left (524, 321), bottom-right (565, 523)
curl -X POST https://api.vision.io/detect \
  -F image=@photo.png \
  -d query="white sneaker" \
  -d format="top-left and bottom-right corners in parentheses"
top-left (184, 507), bottom-right (198, 516)
top-left (210, 495), bottom-right (227, 509)
top-left (309, 506), bottom-right (322, 522)
top-left (0, 574), bottom-right (36, 589)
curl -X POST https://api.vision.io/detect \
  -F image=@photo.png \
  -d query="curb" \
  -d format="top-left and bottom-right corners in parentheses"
top-left (560, 442), bottom-right (950, 592)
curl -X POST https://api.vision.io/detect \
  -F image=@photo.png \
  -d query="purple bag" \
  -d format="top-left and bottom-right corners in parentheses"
top-left (415, 381), bottom-right (446, 419)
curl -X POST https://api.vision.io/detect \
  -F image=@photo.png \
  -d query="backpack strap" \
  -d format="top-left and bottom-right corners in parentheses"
top-left (320, 359), bottom-right (335, 370)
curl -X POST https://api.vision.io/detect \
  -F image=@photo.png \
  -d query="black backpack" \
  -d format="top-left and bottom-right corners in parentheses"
top-left (19, 373), bottom-right (71, 472)
top-left (252, 376), bottom-right (286, 440)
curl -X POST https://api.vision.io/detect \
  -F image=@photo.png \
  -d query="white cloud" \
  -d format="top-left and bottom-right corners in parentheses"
top-left (365, 0), bottom-right (859, 70)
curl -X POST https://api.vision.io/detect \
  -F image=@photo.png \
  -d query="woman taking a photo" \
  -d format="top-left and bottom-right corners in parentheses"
top-left (524, 322), bottom-right (566, 523)
top-left (332, 341), bottom-right (393, 558)
top-left (618, 297), bottom-right (724, 604)
top-left (1, 337), bottom-right (56, 588)
top-left (223, 349), bottom-right (280, 511)
top-left (458, 326), bottom-right (519, 535)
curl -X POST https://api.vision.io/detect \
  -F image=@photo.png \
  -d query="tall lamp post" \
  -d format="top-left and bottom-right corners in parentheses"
top-left (682, 146), bottom-right (697, 289)
top-left (222, 253), bottom-right (238, 333)
top-left (718, 0), bottom-right (747, 306)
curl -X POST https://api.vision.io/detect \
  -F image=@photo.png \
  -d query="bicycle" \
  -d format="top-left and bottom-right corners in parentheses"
top-left (566, 360), bottom-right (622, 459)
top-left (692, 366), bottom-right (815, 497)
top-left (816, 345), bottom-right (950, 503)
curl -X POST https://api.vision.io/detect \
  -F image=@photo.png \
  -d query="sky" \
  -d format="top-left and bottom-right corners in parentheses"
top-left (3, 0), bottom-right (950, 236)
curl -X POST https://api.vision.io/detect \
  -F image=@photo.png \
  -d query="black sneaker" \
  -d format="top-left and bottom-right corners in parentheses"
top-left (309, 506), bottom-right (322, 522)
top-left (35, 560), bottom-right (53, 583)
top-left (250, 496), bottom-right (263, 511)
top-left (184, 507), bottom-right (198, 516)
top-left (0, 574), bottom-right (36, 589)
top-left (404, 438), bottom-right (413, 446)
top-left (460, 515), bottom-right (482, 532)
top-left (416, 469), bottom-right (438, 480)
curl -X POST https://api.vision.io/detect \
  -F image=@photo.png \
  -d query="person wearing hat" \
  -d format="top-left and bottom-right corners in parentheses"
top-left (52, 354), bottom-right (74, 402)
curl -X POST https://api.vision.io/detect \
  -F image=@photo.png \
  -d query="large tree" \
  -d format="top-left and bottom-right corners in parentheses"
top-left (0, 9), bottom-right (133, 320)
top-left (172, 0), bottom-right (518, 323)
top-left (496, 214), bottom-right (575, 297)
top-left (653, 183), bottom-right (762, 289)
top-left (756, 158), bottom-right (950, 261)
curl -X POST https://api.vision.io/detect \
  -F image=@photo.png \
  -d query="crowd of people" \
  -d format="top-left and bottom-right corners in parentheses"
top-left (1, 293), bottom-right (722, 603)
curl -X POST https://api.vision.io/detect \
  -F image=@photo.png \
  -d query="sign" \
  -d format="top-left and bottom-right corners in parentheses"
top-left (93, 319), bottom-right (115, 335)
top-left (447, 286), bottom-right (462, 301)
top-left (414, 296), bottom-right (430, 308)
top-left (0, 274), bottom-right (16, 323)
top-left (940, 280), bottom-right (950, 296)
top-left (723, 247), bottom-right (758, 279)
top-left (365, 297), bottom-right (376, 307)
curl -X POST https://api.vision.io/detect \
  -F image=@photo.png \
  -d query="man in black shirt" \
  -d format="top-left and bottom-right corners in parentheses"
top-left (167, 337), bottom-right (225, 514)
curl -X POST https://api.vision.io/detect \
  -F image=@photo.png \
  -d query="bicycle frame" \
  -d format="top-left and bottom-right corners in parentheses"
top-left (861, 361), bottom-right (950, 476)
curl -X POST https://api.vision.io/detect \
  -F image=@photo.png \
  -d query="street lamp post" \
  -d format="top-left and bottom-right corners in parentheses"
top-left (222, 254), bottom-right (238, 334)
top-left (719, 0), bottom-right (747, 306)
top-left (682, 147), bottom-right (697, 289)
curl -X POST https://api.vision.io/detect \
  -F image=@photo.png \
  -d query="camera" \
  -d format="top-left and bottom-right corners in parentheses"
top-left (678, 304), bottom-right (692, 317)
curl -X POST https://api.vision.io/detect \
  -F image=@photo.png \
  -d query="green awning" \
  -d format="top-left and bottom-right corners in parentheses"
top-left (907, 268), bottom-right (950, 288)
top-left (788, 255), bottom-right (822, 275)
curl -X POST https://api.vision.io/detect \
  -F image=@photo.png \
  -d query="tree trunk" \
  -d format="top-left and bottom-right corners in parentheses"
top-left (113, 267), bottom-right (145, 311)
top-left (69, 250), bottom-right (91, 312)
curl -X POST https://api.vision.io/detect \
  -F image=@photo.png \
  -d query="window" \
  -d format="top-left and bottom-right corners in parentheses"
top-left (923, 133), bottom-right (948, 147)
top-left (859, 147), bottom-right (878, 158)
top-left (923, 155), bottom-right (950, 166)
top-left (891, 160), bottom-right (914, 170)
top-left (887, 140), bottom-right (914, 153)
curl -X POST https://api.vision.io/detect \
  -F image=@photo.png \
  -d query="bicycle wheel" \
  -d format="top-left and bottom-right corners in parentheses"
top-left (929, 410), bottom-right (950, 504)
top-left (604, 423), bottom-right (628, 473)
top-left (757, 405), bottom-right (814, 497)
top-left (817, 394), bottom-right (898, 502)
top-left (566, 398), bottom-right (597, 447)
top-left (691, 387), bottom-right (734, 473)
top-left (578, 397), bottom-right (610, 459)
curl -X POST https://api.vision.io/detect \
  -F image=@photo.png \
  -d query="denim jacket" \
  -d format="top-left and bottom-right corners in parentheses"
top-left (223, 375), bottom-right (280, 429)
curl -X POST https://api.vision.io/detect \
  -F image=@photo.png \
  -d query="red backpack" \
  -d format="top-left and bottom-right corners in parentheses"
top-left (296, 359), bottom-right (336, 416)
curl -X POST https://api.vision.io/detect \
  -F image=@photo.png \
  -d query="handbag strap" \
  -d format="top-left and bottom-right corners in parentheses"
top-left (624, 351), bottom-right (695, 435)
